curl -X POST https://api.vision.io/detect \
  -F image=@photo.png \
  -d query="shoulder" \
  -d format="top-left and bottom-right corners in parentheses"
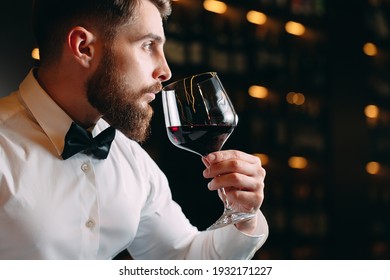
top-left (0, 92), bottom-right (28, 152)
top-left (0, 92), bottom-right (23, 123)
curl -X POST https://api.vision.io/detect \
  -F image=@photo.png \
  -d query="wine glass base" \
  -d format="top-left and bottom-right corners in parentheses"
top-left (207, 209), bottom-right (256, 231)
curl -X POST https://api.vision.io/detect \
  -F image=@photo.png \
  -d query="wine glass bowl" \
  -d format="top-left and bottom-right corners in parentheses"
top-left (162, 72), bottom-right (237, 156)
top-left (162, 72), bottom-right (256, 230)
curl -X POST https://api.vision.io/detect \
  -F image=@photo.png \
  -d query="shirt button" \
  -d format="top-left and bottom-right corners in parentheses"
top-left (85, 219), bottom-right (96, 229)
top-left (81, 163), bottom-right (89, 172)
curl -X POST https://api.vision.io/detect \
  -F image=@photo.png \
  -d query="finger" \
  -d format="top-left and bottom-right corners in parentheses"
top-left (203, 154), bottom-right (266, 179)
top-left (203, 159), bottom-right (263, 179)
top-left (201, 156), bottom-right (210, 168)
top-left (203, 150), bottom-right (262, 178)
top-left (207, 172), bottom-right (264, 192)
top-left (223, 187), bottom-right (264, 213)
top-left (205, 150), bottom-right (262, 165)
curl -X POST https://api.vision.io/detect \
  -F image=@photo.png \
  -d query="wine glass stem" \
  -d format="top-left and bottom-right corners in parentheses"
top-left (220, 187), bottom-right (232, 210)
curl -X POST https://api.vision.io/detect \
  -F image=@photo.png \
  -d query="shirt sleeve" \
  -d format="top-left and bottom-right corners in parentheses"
top-left (185, 210), bottom-right (268, 259)
top-left (127, 143), bottom-right (268, 260)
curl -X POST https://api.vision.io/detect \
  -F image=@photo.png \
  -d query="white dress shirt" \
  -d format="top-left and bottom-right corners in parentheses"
top-left (0, 70), bottom-right (268, 260)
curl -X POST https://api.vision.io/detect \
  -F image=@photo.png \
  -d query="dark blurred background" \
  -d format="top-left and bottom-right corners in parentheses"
top-left (1, 0), bottom-right (389, 259)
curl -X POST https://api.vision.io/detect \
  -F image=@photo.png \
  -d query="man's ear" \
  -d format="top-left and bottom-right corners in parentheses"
top-left (67, 26), bottom-right (96, 68)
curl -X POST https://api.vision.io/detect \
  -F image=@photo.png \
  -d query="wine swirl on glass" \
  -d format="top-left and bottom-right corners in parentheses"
top-left (161, 72), bottom-right (256, 230)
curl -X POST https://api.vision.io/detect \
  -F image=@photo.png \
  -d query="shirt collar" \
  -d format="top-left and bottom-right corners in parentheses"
top-left (18, 69), bottom-right (109, 157)
top-left (18, 69), bottom-right (73, 157)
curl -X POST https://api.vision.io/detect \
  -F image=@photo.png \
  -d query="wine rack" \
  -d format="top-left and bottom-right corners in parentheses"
top-left (144, 0), bottom-right (390, 259)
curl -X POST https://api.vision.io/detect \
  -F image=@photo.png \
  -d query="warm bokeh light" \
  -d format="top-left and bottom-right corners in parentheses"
top-left (249, 85), bottom-right (268, 99)
top-left (254, 153), bottom-right (269, 166)
top-left (366, 161), bottom-right (380, 175)
top-left (246, 10), bottom-right (267, 25)
top-left (31, 48), bottom-right (40, 60)
top-left (364, 104), bottom-right (379, 119)
top-left (203, 0), bottom-right (227, 14)
top-left (288, 156), bottom-right (308, 169)
top-left (285, 21), bottom-right (306, 36)
top-left (363, 42), bottom-right (378, 56)
top-left (286, 92), bottom-right (305, 105)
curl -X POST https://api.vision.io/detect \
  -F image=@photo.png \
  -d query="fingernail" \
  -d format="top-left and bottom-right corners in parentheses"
top-left (208, 153), bottom-right (216, 162)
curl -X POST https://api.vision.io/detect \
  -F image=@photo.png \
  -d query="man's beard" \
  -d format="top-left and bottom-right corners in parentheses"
top-left (86, 50), bottom-right (161, 142)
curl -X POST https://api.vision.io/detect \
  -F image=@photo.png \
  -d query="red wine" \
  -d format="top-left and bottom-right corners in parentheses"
top-left (167, 124), bottom-right (235, 156)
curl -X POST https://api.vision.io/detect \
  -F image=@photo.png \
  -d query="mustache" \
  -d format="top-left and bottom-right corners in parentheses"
top-left (142, 83), bottom-right (162, 94)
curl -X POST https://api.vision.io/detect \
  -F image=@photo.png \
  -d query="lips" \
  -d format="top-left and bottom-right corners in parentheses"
top-left (146, 92), bottom-right (156, 101)
top-left (142, 84), bottom-right (162, 103)
top-left (142, 92), bottom-right (156, 103)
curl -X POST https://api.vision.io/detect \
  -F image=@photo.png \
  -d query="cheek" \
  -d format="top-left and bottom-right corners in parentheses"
top-left (112, 45), bottom-right (155, 89)
top-left (118, 55), bottom-right (149, 85)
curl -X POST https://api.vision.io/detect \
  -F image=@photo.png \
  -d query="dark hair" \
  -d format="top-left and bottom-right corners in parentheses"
top-left (32, 0), bottom-right (171, 64)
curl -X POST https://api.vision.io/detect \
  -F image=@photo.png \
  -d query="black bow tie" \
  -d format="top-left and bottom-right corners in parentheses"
top-left (62, 122), bottom-right (116, 160)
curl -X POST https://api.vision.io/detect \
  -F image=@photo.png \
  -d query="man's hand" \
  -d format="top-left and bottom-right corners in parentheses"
top-left (202, 150), bottom-right (266, 235)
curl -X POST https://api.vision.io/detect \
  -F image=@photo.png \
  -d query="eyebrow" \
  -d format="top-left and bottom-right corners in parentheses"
top-left (136, 33), bottom-right (166, 44)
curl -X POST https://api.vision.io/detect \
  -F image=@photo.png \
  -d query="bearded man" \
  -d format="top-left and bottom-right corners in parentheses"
top-left (0, 0), bottom-right (268, 259)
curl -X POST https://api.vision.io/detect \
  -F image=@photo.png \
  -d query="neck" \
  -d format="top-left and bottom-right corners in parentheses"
top-left (35, 66), bottom-right (102, 128)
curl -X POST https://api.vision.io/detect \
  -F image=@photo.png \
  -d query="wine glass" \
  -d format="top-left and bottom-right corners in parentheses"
top-left (161, 72), bottom-right (256, 230)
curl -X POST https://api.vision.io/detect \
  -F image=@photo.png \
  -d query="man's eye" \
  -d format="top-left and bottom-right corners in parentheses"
top-left (143, 41), bottom-right (154, 51)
